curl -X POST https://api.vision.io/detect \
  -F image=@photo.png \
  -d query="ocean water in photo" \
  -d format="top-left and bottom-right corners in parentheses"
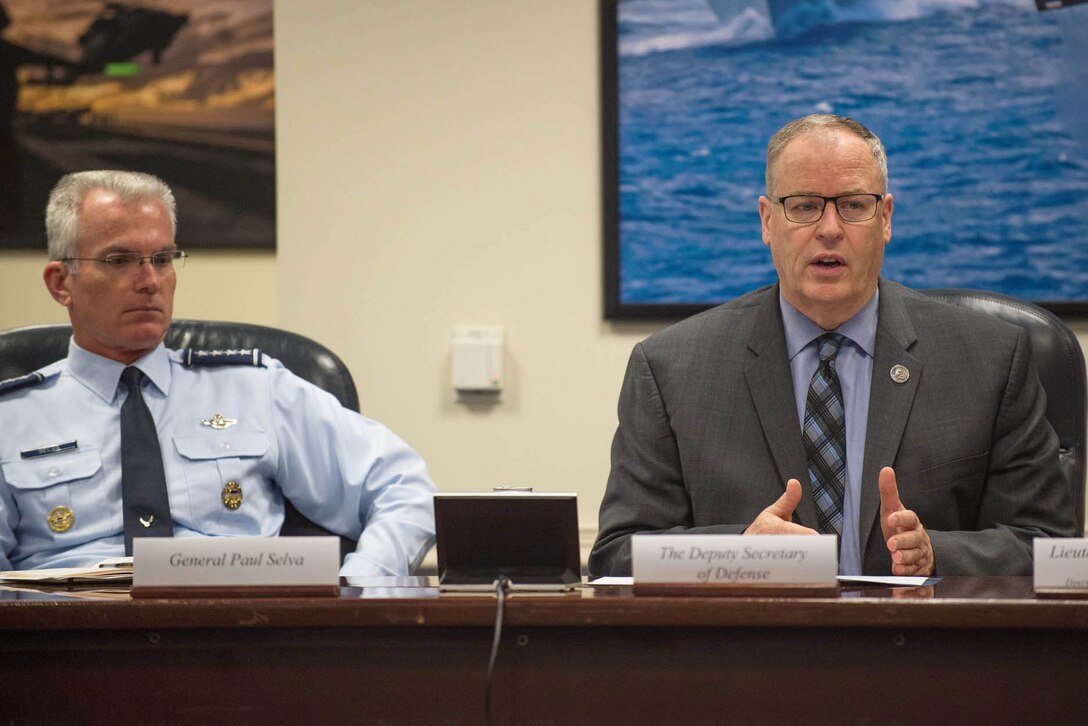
top-left (617, 0), bottom-right (1088, 305)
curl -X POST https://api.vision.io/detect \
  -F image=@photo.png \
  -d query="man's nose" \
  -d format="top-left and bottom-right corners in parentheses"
top-left (816, 201), bottom-right (845, 237)
top-left (133, 258), bottom-right (163, 289)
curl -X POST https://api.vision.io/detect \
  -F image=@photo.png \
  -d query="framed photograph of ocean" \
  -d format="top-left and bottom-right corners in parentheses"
top-left (602, 0), bottom-right (1088, 318)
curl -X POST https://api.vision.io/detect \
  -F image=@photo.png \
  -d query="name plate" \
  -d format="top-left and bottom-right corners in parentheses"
top-left (631, 534), bottom-right (838, 596)
top-left (132, 536), bottom-right (340, 597)
top-left (1034, 538), bottom-right (1088, 598)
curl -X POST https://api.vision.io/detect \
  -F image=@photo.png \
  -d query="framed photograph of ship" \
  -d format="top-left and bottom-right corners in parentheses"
top-left (0, 0), bottom-right (274, 250)
top-left (602, 0), bottom-right (1088, 318)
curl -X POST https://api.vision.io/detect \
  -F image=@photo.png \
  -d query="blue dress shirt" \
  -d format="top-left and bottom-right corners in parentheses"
top-left (0, 340), bottom-right (436, 575)
top-left (781, 291), bottom-right (878, 575)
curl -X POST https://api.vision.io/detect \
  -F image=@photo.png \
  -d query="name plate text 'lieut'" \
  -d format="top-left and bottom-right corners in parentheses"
top-left (1034, 537), bottom-right (1088, 591)
top-left (133, 536), bottom-right (340, 588)
top-left (632, 534), bottom-right (837, 585)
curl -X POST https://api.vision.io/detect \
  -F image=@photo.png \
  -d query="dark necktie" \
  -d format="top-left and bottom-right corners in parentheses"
top-left (803, 334), bottom-right (847, 536)
top-left (120, 366), bottom-right (173, 553)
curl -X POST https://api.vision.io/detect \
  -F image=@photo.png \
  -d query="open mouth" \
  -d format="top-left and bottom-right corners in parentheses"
top-left (813, 257), bottom-right (843, 268)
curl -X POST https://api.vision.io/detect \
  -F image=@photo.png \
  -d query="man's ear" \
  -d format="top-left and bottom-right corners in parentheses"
top-left (882, 193), bottom-right (894, 246)
top-left (758, 196), bottom-right (773, 247)
top-left (43, 261), bottom-right (73, 307)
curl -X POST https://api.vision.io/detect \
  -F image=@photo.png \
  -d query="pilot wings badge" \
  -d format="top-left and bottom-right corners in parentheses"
top-left (201, 413), bottom-right (237, 430)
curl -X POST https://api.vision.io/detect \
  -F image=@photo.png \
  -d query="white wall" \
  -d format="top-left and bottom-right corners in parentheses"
top-left (273, 0), bottom-right (654, 533)
top-left (1, 0), bottom-right (1086, 537)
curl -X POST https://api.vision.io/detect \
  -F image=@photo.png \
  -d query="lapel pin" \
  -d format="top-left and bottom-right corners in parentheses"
top-left (890, 364), bottom-right (910, 384)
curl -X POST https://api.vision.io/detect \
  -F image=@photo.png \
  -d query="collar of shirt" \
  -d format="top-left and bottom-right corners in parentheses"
top-left (780, 289), bottom-right (880, 361)
top-left (67, 338), bottom-right (173, 403)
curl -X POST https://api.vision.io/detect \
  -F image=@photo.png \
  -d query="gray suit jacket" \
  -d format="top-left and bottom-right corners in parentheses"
top-left (589, 279), bottom-right (1078, 576)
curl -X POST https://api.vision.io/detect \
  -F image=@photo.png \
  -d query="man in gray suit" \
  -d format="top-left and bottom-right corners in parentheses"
top-left (590, 114), bottom-right (1078, 577)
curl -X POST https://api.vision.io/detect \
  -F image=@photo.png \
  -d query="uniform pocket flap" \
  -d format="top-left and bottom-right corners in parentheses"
top-left (173, 432), bottom-right (270, 460)
top-left (2, 450), bottom-right (104, 490)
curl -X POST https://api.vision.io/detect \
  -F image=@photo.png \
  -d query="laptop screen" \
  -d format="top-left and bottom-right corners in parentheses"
top-left (434, 492), bottom-right (580, 586)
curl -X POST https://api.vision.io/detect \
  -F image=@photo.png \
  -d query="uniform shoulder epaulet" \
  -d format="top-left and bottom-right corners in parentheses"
top-left (0, 371), bottom-right (47, 396)
top-left (180, 348), bottom-right (266, 368)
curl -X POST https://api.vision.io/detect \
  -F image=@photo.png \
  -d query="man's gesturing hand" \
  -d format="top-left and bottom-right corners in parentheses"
top-left (745, 479), bottom-right (820, 535)
top-left (879, 467), bottom-right (935, 576)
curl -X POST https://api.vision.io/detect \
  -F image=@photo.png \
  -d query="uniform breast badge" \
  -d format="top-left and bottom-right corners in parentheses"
top-left (222, 480), bottom-right (244, 510)
top-left (201, 413), bottom-right (237, 430)
top-left (47, 505), bottom-right (75, 533)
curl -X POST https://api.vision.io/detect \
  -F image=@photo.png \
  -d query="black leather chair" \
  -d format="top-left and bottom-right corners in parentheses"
top-left (0, 319), bottom-right (360, 558)
top-left (922, 289), bottom-right (1086, 532)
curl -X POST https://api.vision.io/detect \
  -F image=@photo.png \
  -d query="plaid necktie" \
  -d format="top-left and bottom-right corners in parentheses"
top-left (120, 367), bottom-right (173, 554)
top-left (803, 334), bottom-right (847, 536)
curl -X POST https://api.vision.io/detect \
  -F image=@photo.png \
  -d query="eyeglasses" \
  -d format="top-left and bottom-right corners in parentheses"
top-left (62, 250), bottom-right (189, 272)
top-left (775, 194), bottom-right (884, 224)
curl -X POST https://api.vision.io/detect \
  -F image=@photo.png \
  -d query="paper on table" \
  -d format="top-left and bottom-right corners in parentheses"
top-left (589, 575), bottom-right (940, 587)
top-left (589, 576), bottom-right (634, 586)
top-left (0, 557), bottom-right (133, 584)
top-left (837, 575), bottom-right (939, 586)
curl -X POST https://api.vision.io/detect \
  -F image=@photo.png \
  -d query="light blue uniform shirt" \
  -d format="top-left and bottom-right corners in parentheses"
top-left (0, 340), bottom-right (436, 575)
top-left (781, 291), bottom-right (878, 575)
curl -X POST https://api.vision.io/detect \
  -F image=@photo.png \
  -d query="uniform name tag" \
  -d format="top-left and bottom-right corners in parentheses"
top-left (632, 534), bottom-right (837, 585)
top-left (20, 441), bottom-right (78, 459)
top-left (1034, 537), bottom-right (1088, 591)
top-left (133, 536), bottom-right (340, 589)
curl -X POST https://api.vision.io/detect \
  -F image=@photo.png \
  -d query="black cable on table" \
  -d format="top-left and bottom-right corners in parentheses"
top-left (484, 575), bottom-right (510, 726)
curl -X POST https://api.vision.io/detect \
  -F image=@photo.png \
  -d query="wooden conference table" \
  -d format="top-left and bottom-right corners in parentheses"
top-left (3, 577), bottom-right (1088, 725)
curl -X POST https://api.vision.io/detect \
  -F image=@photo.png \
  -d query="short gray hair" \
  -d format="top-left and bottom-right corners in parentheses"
top-left (46, 170), bottom-right (177, 266)
top-left (765, 114), bottom-right (888, 196)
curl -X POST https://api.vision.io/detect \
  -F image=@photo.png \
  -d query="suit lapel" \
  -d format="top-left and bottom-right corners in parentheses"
top-left (859, 282), bottom-right (921, 554)
top-left (743, 289), bottom-right (818, 528)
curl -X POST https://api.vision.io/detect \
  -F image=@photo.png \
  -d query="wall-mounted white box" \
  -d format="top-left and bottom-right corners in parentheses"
top-left (451, 326), bottom-right (504, 393)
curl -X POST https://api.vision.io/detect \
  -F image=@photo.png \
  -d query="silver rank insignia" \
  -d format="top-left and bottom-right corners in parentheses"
top-left (48, 505), bottom-right (75, 533)
top-left (222, 481), bottom-right (244, 510)
top-left (201, 413), bottom-right (238, 430)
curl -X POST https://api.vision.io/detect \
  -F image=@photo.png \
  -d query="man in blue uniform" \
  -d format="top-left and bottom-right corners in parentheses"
top-left (0, 170), bottom-right (436, 574)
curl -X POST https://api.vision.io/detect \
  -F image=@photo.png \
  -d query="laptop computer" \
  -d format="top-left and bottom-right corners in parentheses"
top-left (434, 491), bottom-right (581, 591)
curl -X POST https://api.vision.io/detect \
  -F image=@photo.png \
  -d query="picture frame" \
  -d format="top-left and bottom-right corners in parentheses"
top-left (602, 0), bottom-right (1088, 319)
top-left (0, 0), bottom-right (275, 251)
